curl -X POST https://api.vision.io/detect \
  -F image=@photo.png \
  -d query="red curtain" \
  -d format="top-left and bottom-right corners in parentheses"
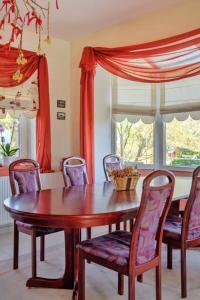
top-left (0, 47), bottom-right (52, 172)
top-left (79, 28), bottom-right (200, 182)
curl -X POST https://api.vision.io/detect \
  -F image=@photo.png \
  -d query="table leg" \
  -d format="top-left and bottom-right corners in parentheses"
top-left (168, 199), bottom-right (180, 217)
top-left (72, 229), bottom-right (81, 299)
top-left (26, 228), bottom-right (80, 289)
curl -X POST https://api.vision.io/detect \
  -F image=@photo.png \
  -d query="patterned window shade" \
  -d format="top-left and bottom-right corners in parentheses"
top-left (112, 76), bottom-right (156, 124)
top-left (0, 71), bottom-right (39, 119)
top-left (161, 75), bottom-right (200, 122)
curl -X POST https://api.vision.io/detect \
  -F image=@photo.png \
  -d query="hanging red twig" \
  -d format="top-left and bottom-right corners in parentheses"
top-left (0, 0), bottom-right (59, 48)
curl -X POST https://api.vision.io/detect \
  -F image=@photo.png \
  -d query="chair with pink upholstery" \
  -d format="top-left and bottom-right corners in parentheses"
top-left (163, 166), bottom-right (200, 298)
top-left (62, 156), bottom-right (88, 187)
top-left (103, 154), bottom-right (126, 232)
top-left (103, 154), bottom-right (122, 181)
top-left (62, 156), bottom-right (91, 239)
top-left (9, 159), bottom-right (62, 278)
top-left (77, 170), bottom-right (175, 300)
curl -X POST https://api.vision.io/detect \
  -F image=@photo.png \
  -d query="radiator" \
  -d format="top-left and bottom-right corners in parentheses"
top-left (0, 176), bottom-right (12, 226)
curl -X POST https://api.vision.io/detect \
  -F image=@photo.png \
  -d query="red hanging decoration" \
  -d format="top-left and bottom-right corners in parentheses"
top-left (0, 0), bottom-right (59, 82)
top-left (0, 0), bottom-right (59, 48)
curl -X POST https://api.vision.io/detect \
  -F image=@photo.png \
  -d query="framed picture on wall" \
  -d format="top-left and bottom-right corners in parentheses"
top-left (57, 112), bottom-right (66, 120)
top-left (57, 100), bottom-right (66, 108)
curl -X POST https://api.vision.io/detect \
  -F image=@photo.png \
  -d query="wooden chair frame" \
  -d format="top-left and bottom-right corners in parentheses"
top-left (9, 159), bottom-right (61, 278)
top-left (62, 156), bottom-right (91, 240)
top-left (103, 153), bottom-right (122, 181)
top-left (78, 170), bottom-right (175, 300)
top-left (62, 156), bottom-right (89, 187)
top-left (163, 166), bottom-right (200, 298)
top-left (103, 154), bottom-right (126, 232)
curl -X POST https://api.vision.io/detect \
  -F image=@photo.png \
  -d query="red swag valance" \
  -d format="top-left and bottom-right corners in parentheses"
top-left (0, 47), bottom-right (52, 172)
top-left (79, 28), bottom-right (200, 182)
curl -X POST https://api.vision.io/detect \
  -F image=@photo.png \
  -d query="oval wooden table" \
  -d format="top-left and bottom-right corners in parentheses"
top-left (3, 177), bottom-right (191, 290)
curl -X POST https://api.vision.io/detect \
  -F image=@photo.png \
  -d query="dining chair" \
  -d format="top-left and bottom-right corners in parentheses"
top-left (103, 153), bottom-right (122, 181)
top-left (77, 170), bottom-right (175, 300)
top-left (62, 156), bottom-right (91, 239)
top-left (163, 166), bottom-right (200, 298)
top-left (103, 154), bottom-right (132, 232)
top-left (9, 159), bottom-right (62, 278)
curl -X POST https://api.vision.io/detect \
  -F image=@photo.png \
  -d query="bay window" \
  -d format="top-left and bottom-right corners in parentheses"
top-left (112, 75), bottom-right (200, 169)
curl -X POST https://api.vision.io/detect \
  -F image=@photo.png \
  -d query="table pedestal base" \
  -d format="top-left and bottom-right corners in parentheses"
top-left (26, 228), bottom-right (80, 290)
top-left (26, 276), bottom-right (73, 289)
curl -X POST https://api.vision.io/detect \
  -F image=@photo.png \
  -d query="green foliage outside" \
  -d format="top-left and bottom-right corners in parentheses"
top-left (116, 116), bottom-right (200, 167)
top-left (166, 117), bottom-right (200, 167)
top-left (171, 159), bottom-right (200, 166)
top-left (115, 119), bottom-right (153, 164)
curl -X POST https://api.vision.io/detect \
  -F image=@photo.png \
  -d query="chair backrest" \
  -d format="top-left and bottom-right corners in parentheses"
top-left (62, 156), bottom-right (89, 187)
top-left (129, 170), bottom-right (175, 266)
top-left (183, 166), bottom-right (200, 240)
top-left (103, 154), bottom-right (122, 181)
top-left (9, 159), bottom-right (41, 196)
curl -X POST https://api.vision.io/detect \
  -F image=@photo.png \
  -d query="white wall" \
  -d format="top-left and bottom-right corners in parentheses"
top-left (40, 172), bottom-right (64, 189)
top-left (94, 67), bottom-right (112, 182)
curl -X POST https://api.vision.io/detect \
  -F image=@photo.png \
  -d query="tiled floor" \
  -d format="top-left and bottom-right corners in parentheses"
top-left (0, 228), bottom-right (200, 299)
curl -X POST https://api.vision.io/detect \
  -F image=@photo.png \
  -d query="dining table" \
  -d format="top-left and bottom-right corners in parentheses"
top-left (3, 176), bottom-right (191, 291)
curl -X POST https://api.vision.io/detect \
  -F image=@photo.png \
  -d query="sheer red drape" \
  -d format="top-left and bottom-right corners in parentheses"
top-left (0, 47), bottom-right (52, 172)
top-left (79, 28), bottom-right (200, 182)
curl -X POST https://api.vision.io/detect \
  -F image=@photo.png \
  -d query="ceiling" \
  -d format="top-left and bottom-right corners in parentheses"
top-left (26, 0), bottom-right (183, 40)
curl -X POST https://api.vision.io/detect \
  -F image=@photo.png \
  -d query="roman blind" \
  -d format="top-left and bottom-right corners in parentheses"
top-left (0, 72), bottom-right (39, 119)
top-left (161, 75), bottom-right (200, 122)
top-left (112, 76), bottom-right (156, 123)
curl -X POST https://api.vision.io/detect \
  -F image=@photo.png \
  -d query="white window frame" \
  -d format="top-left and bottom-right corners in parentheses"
top-left (19, 116), bottom-right (36, 160)
top-left (112, 82), bottom-right (197, 172)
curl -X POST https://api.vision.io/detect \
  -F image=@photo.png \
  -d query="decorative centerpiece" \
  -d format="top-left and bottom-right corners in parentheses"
top-left (109, 166), bottom-right (140, 191)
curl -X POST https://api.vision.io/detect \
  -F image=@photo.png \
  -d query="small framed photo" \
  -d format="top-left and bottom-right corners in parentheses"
top-left (57, 100), bottom-right (66, 108)
top-left (57, 112), bottom-right (66, 120)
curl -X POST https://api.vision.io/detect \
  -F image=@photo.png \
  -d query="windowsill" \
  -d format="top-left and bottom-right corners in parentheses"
top-left (138, 169), bottom-right (192, 177)
top-left (0, 166), bottom-right (9, 177)
top-left (0, 166), bottom-right (192, 178)
top-left (0, 166), bottom-right (56, 177)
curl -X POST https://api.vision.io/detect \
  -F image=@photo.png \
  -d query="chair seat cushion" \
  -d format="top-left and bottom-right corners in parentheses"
top-left (16, 221), bottom-right (61, 234)
top-left (163, 216), bottom-right (182, 241)
top-left (164, 215), bottom-right (200, 241)
top-left (78, 230), bottom-right (131, 267)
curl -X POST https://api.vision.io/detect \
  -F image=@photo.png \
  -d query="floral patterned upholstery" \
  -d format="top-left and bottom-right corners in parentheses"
top-left (65, 165), bottom-right (86, 186)
top-left (79, 185), bottom-right (172, 266)
top-left (136, 186), bottom-right (171, 265)
top-left (106, 161), bottom-right (122, 172)
top-left (14, 170), bottom-right (38, 194)
top-left (187, 178), bottom-right (200, 240)
top-left (163, 216), bottom-right (182, 241)
top-left (163, 179), bottom-right (200, 241)
top-left (78, 230), bottom-right (131, 267)
top-left (16, 220), bottom-right (60, 233)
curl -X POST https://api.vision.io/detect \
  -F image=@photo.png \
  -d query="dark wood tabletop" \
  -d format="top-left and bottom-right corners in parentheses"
top-left (4, 176), bottom-right (191, 228)
top-left (3, 176), bottom-right (192, 290)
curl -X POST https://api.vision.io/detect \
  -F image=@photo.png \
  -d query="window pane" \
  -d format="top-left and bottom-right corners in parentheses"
top-left (165, 117), bottom-right (200, 167)
top-left (0, 113), bottom-right (19, 158)
top-left (115, 119), bottom-right (154, 165)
